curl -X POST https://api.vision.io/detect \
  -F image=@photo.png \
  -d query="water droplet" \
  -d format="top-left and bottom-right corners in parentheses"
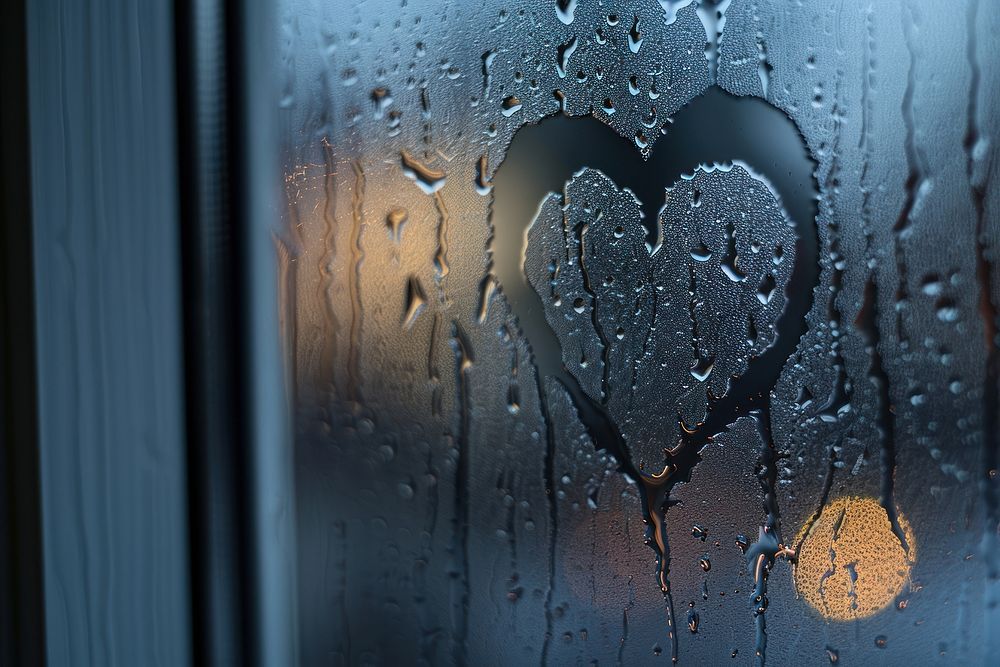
top-left (690, 242), bottom-right (712, 262)
top-left (936, 298), bottom-right (959, 322)
top-left (691, 356), bottom-right (714, 381)
top-left (556, 37), bottom-right (578, 79)
top-left (386, 207), bottom-right (408, 241)
top-left (555, 0), bottom-right (577, 25)
top-left (475, 155), bottom-right (492, 195)
top-left (543, 91), bottom-right (562, 115)
top-left (400, 151), bottom-right (446, 194)
top-left (627, 15), bottom-right (643, 53)
top-left (753, 592), bottom-right (768, 615)
top-left (501, 96), bottom-right (522, 117)
top-left (687, 608), bottom-right (700, 633)
top-left (403, 276), bottom-right (427, 328)
top-left (756, 274), bottom-right (777, 304)
top-left (370, 87), bottom-right (392, 118)
top-left (920, 275), bottom-right (944, 296)
top-left (692, 524), bottom-right (707, 541)
top-left (357, 417), bottom-right (375, 435)
top-left (387, 110), bottom-right (402, 136)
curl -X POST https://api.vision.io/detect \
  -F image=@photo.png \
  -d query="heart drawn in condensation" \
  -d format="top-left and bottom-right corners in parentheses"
top-left (489, 88), bottom-right (818, 477)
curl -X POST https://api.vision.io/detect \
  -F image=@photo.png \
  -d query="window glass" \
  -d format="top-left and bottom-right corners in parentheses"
top-left (277, 1), bottom-right (1000, 662)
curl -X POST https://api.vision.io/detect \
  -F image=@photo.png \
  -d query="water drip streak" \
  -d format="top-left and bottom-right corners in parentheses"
top-left (489, 87), bottom-right (818, 660)
top-left (855, 13), bottom-right (909, 548)
top-left (629, 272), bottom-right (656, 412)
top-left (643, 480), bottom-right (678, 663)
top-left (868, 2), bottom-right (926, 554)
top-left (319, 138), bottom-right (342, 392)
top-left (818, 506), bottom-right (848, 618)
top-left (429, 313), bottom-right (442, 417)
top-left (480, 50), bottom-right (496, 102)
top-left (539, 377), bottom-right (559, 667)
top-left (792, 435), bottom-right (841, 560)
top-left (433, 191), bottom-right (451, 299)
top-left (348, 161), bottom-right (366, 404)
top-left (448, 322), bottom-right (473, 666)
top-left (421, 87), bottom-right (432, 151)
top-left (479, 179), bottom-right (499, 324)
top-left (893, 2), bottom-right (929, 348)
top-left (858, 7), bottom-right (877, 257)
top-left (818, 71), bottom-right (850, 421)
top-left (506, 325), bottom-right (521, 414)
top-left (477, 276), bottom-right (497, 324)
top-left (686, 264), bottom-right (701, 397)
top-left (575, 220), bottom-right (611, 401)
top-left (860, 275), bottom-right (910, 553)
top-left (696, 0), bottom-right (732, 84)
top-left (747, 408), bottom-right (784, 667)
top-left (964, 0), bottom-right (1000, 585)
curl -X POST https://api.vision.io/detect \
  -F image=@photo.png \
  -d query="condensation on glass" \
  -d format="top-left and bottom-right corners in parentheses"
top-left (276, 0), bottom-right (1000, 664)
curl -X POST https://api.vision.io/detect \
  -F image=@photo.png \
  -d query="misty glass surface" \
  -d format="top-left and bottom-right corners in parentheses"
top-left (276, 1), bottom-right (1000, 663)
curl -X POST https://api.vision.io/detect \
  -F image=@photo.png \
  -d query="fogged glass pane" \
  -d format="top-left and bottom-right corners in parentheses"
top-left (276, 1), bottom-right (1000, 663)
